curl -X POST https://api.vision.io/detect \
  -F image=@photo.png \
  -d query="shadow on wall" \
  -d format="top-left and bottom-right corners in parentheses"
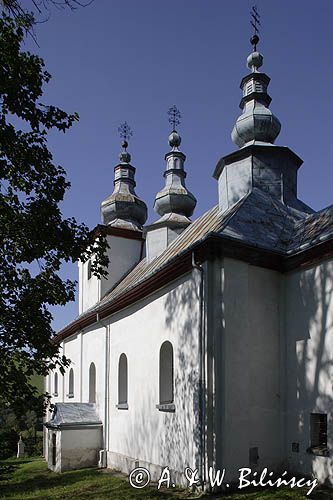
top-left (287, 261), bottom-right (333, 483)
top-left (162, 272), bottom-right (201, 472)
top-left (122, 273), bottom-right (201, 475)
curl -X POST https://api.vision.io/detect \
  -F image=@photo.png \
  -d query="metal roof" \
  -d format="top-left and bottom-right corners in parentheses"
top-left (57, 190), bottom-right (333, 336)
top-left (45, 403), bottom-right (102, 428)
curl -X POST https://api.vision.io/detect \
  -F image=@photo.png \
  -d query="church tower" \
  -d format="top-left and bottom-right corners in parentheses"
top-left (213, 31), bottom-right (313, 214)
top-left (145, 106), bottom-right (197, 262)
top-left (79, 124), bottom-right (147, 313)
top-left (101, 122), bottom-right (147, 230)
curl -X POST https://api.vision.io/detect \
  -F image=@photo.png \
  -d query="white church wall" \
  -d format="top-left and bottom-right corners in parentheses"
top-left (82, 325), bottom-right (106, 419)
top-left (285, 259), bottom-right (333, 485)
top-left (63, 333), bottom-right (81, 401)
top-left (100, 235), bottom-right (142, 298)
top-left (79, 259), bottom-right (101, 314)
top-left (107, 271), bottom-right (201, 479)
top-left (60, 427), bottom-right (102, 471)
top-left (78, 234), bottom-right (142, 314)
top-left (220, 257), bottom-right (283, 479)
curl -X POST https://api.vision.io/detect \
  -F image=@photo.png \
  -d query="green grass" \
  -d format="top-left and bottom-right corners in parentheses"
top-left (0, 458), bottom-right (332, 500)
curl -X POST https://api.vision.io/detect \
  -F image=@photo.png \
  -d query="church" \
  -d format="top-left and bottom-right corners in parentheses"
top-left (44, 26), bottom-right (333, 488)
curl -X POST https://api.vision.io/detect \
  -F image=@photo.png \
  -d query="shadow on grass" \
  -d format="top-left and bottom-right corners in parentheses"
top-left (198, 485), bottom-right (333, 500)
top-left (0, 458), bottom-right (35, 482)
top-left (0, 466), bottom-right (98, 497)
top-left (0, 459), bottom-right (189, 500)
top-left (0, 464), bottom-right (16, 481)
top-left (1, 459), bottom-right (333, 500)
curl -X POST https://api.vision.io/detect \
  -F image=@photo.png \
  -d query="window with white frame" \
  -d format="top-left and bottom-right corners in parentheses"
top-left (89, 362), bottom-right (96, 404)
top-left (53, 372), bottom-right (58, 397)
top-left (117, 353), bottom-right (128, 409)
top-left (68, 368), bottom-right (74, 398)
top-left (87, 259), bottom-right (92, 280)
top-left (159, 341), bottom-right (174, 405)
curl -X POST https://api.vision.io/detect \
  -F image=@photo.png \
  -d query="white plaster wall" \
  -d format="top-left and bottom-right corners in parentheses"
top-left (82, 325), bottom-right (106, 420)
top-left (63, 334), bottom-right (81, 401)
top-left (221, 258), bottom-right (283, 478)
top-left (80, 259), bottom-right (101, 314)
top-left (79, 235), bottom-right (142, 313)
top-left (62, 427), bottom-right (102, 450)
top-left (108, 272), bottom-right (200, 474)
top-left (285, 259), bottom-right (333, 484)
top-left (100, 235), bottom-right (142, 297)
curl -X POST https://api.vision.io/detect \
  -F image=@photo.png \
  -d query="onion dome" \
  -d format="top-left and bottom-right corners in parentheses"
top-left (153, 127), bottom-right (196, 221)
top-left (231, 35), bottom-right (281, 148)
top-left (101, 124), bottom-right (147, 230)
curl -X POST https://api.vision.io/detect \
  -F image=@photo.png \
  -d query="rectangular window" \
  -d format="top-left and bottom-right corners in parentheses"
top-left (249, 447), bottom-right (259, 465)
top-left (309, 413), bottom-right (328, 456)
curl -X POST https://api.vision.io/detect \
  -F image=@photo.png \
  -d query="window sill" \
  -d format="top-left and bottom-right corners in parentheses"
top-left (306, 446), bottom-right (329, 457)
top-left (156, 403), bottom-right (175, 412)
top-left (53, 393), bottom-right (58, 397)
top-left (116, 403), bottom-right (129, 410)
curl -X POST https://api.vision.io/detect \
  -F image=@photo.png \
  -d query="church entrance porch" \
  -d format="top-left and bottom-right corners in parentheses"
top-left (45, 402), bottom-right (103, 473)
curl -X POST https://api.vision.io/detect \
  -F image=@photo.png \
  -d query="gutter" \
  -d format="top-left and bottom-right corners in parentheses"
top-left (192, 252), bottom-right (205, 488)
top-left (53, 232), bottom-right (333, 345)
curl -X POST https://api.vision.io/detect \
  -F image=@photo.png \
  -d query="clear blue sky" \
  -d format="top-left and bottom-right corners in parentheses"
top-left (29, 0), bottom-right (333, 331)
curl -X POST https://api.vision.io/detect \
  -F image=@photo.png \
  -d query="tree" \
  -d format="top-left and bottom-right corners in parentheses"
top-left (1, 0), bottom-right (94, 22)
top-left (0, 12), bottom-right (108, 415)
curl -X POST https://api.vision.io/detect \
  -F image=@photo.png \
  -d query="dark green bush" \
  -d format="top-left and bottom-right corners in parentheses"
top-left (0, 428), bottom-right (18, 459)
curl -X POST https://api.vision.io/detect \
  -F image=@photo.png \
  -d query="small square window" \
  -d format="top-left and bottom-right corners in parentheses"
top-left (308, 413), bottom-right (328, 456)
top-left (249, 447), bottom-right (259, 465)
top-left (292, 442), bottom-right (299, 453)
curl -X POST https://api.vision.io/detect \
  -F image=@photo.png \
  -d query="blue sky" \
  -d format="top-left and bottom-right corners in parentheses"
top-left (29, 0), bottom-right (333, 330)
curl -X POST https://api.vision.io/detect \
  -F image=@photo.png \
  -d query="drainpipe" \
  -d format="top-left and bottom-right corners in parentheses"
top-left (97, 311), bottom-right (110, 468)
top-left (192, 252), bottom-right (205, 488)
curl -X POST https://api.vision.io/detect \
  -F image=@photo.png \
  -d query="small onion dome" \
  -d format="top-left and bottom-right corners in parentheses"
top-left (119, 150), bottom-right (131, 163)
top-left (168, 131), bottom-right (181, 149)
top-left (247, 51), bottom-right (263, 72)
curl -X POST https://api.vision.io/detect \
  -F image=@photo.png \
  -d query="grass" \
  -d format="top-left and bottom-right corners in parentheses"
top-left (0, 458), bottom-right (332, 500)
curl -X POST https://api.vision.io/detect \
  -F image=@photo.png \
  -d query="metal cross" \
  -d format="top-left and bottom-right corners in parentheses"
top-left (168, 105), bottom-right (181, 131)
top-left (118, 122), bottom-right (133, 143)
top-left (250, 5), bottom-right (261, 36)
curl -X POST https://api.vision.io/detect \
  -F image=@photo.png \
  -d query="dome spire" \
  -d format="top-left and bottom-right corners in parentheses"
top-left (250, 5), bottom-right (261, 52)
top-left (153, 106), bottom-right (196, 222)
top-left (145, 107), bottom-right (197, 262)
top-left (231, 6), bottom-right (281, 148)
top-left (100, 122), bottom-right (147, 230)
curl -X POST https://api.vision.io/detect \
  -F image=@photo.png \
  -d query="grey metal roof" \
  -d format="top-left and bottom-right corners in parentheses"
top-left (45, 403), bottom-right (102, 428)
top-left (58, 190), bottom-right (333, 334)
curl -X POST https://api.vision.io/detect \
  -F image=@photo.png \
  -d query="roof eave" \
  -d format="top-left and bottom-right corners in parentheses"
top-left (54, 232), bottom-right (333, 344)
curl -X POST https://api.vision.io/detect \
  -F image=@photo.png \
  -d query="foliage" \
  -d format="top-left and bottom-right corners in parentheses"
top-left (1, 0), bottom-right (94, 30)
top-left (0, 13), bottom-right (108, 415)
top-left (0, 401), bottom-right (43, 459)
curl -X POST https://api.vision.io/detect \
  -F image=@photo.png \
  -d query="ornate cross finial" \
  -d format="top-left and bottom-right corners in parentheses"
top-left (118, 121), bottom-right (133, 150)
top-left (168, 105), bottom-right (181, 132)
top-left (250, 5), bottom-right (261, 51)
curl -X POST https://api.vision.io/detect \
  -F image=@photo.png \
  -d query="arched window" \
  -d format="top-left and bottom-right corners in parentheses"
top-left (54, 372), bottom-right (58, 397)
top-left (89, 362), bottom-right (96, 403)
top-left (87, 260), bottom-right (92, 280)
top-left (68, 368), bottom-right (74, 398)
top-left (118, 354), bottom-right (128, 408)
top-left (159, 341), bottom-right (174, 404)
